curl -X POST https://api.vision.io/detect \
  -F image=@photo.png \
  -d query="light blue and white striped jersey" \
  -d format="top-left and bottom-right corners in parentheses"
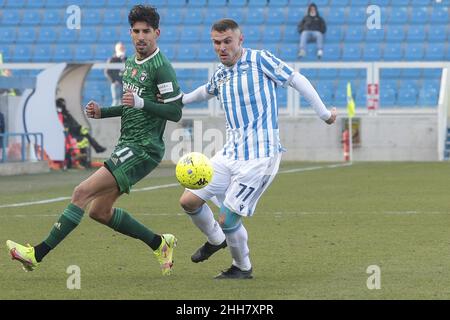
top-left (206, 48), bottom-right (294, 160)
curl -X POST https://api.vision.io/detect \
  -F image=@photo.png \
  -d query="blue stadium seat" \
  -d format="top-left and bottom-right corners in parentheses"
top-left (329, 0), bottom-right (350, 6)
top-left (166, 0), bottom-right (187, 8)
top-left (21, 10), bottom-right (41, 25)
top-left (400, 80), bottom-right (419, 91)
top-left (261, 26), bottom-right (283, 43)
top-left (5, 0), bottom-right (26, 8)
top-left (159, 26), bottom-right (179, 43)
top-left (277, 46), bottom-right (297, 61)
top-left (228, 0), bottom-right (247, 6)
top-left (286, 9), bottom-right (303, 24)
top-left (228, 9), bottom-right (247, 24)
top-left (160, 45), bottom-right (177, 61)
top-left (326, 26), bottom-right (344, 43)
top-left (107, 0), bottom-right (127, 7)
top-left (397, 87), bottom-right (418, 107)
top-left (339, 69), bottom-right (360, 80)
top-left (81, 9), bottom-right (102, 26)
top-left (179, 27), bottom-right (201, 42)
top-left (97, 27), bottom-right (119, 44)
top-left (380, 79), bottom-right (398, 91)
top-left (17, 28), bottom-right (37, 43)
top-left (45, 0), bottom-right (67, 7)
top-left (428, 24), bottom-right (448, 42)
top-left (184, 10), bottom-right (204, 25)
top-left (404, 43), bottom-right (424, 60)
top-left (365, 28), bottom-right (385, 42)
top-left (243, 26), bottom-right (262, 42)
top-left (27, 0), bottom-right (45, 8)
top-left (385, 26), bottom-right (405, 42)
top-left (333, 90), bottom-right (348, 107)
top-left (283, 27), bottom-right (298, 43)
top-left (380, 89), bottom-right (396, 107)
top-left (0, 27), bottom-right (16, 44)
top-left (86, 0), bottom-right (106, 7)
top-left (410, 0), bottom-right (431, 5)
top-left (345, 26), bottom-right (365, 42)
top-left (390, 0), bottom-right (409, 5)
top-left (33, 45), bottom-right (52, 62)
top-left (78, 27), bottom-right (98, 43)
top-left (58, 28), bottom-right (79, 44)
top-left (264, 44), bottom-right (279, 56)
top-left (246, 8), bottom-right (265, 24)
top-left (187, 0), bottom-right (207, 7)
top-left (417, 89), bottom-right (438, 107)
top-left (388, 6), bottom-right (408, 24)
top-left (267, 0), bottom-right (289, 6)
top-left (370, 0), bottom-right (391, 5)
top-left (206, 0), bottom-right (227, 7)
top-left (322, 44), bottom-right (341, 61)
top-left (430, 6), bottom-right (449, 24)
top-left (197, 45), bottom-right (216, 61)
top-left (42, 10), bottom-right (63, 25)
top-left (342, 44), bottom-right (362, 61)
top-left (410, 7), bottom-right (429, 24)
top-left (37, 28), bottom-right (58, 44)
top-left (165, 9), bottom-right (185, 25)
top-left (247, 0), bottom-right (267, 7)
top-left (347, 7), bottom-right (366, 25)
top-left (422, 68), bottom-right (442, 79)
top-left (351, 0), bottom-right (369, 5)
top-left (1, 10), bottom-right (21, 25)
top-left (12, 45), bottom-right (33, 62)
top-left (299, 69), bottom-right (317, 80)
top-left (103, 10), bottom-right (123, 25)
top-left (203, 10), bottom-right (225, 25)
top-left (381, 68), bottom-right (401, 79)
top-left (74, 45), bottom-right (94, 61)
top-left (327, 7), bottom-right (346, 24)
top-left (363, 44), bottom-right (382, 61)
top-left (317, 69), bottom-right (339, 80)
top-left (176, 45), bottom-right (198, 61)
top-left (94, 45), bottom-right (111, 61)
top-left (266, 8), bottom-right (286, 25)
top-left (424, 43), bottom-right (446, 61)
top-left (406, 25), bottom-right (426, 42)
top-left (383, 43), bottom-right (403, 61)
top-left (402, 68), bottom-right (422, 78)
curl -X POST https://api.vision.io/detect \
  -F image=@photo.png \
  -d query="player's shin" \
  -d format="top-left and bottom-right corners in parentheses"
top-left (184, 204), bottom-right (225, 245)
top-left (37, 203), bottom-right (85, 261)
top-left (107, 208), bottom-right (162, 250)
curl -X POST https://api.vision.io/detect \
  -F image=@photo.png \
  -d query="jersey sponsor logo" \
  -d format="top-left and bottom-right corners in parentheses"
top-left (139, 71), bottom-right (148, 83)
top-left (157, 82), bottom-right (174, 94)
top-left (123, 81), bottom-right (144, 96)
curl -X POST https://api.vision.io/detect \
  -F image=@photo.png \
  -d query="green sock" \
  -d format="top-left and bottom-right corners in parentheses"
top-left (44, 203), bottom-right (84, 249)
top-left (108, 208), bottom-right (161, 250)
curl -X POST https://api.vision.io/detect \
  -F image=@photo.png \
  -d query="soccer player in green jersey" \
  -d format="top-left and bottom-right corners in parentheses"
top-left (6, 5), bottom-right (183, 276)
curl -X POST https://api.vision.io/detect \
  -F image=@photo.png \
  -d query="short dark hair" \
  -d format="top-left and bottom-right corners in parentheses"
top-left (128, 5), bottom-right (159, 29)
top-left (211, 19), bottom-right (240, 33)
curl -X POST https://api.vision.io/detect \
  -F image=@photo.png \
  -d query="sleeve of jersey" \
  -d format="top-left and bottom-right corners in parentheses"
top-left (141, 63), bottom-right (183, 122)
top-left (205, 74), bottom-right (219, 96)
top-left (259, 50), bottom-right (295, 88)
top-left (100, 106), bottom-right (123, 118)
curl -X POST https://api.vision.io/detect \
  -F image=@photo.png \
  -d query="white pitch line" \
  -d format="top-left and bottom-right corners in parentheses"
top-left (0, 163), bottom-right (351, 209)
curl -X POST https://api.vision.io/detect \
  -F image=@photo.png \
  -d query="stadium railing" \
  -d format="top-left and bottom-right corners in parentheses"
top-left (0, 132), bottom-right (44, 163)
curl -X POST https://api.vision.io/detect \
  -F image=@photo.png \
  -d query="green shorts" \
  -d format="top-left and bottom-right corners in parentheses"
top-left (104, 145), bottom-right (160, 194)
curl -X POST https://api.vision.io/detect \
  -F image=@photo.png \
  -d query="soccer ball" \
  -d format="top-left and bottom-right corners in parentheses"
top-left (176, 152), bottom-right (214, 189)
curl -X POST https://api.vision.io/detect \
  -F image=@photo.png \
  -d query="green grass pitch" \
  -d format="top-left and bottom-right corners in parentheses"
top-left (1, 162), bottom-right (450, 299)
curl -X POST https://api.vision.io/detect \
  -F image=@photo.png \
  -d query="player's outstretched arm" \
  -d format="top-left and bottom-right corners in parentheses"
top-left (289, 71), bottom-right (337, 124)
top-left (123, 90), bottom-right (183, 122)
top-left (85, 100), bottom-right (123, 119)
top-left (182, 85), bottom-right (215, 105)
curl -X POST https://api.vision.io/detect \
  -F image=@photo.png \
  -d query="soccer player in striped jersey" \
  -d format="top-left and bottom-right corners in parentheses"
top-left (6, 5), bottom-right (182, 276)
top-left (179, 19), bottom-right (337, 279)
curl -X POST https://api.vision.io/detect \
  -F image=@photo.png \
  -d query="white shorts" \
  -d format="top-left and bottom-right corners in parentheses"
top-left (188, 152), bottom-right (282, 217)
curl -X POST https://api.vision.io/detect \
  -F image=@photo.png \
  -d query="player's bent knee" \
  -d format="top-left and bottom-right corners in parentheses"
top-left (88, 208), bottom-right (111, 224)
top-left (179, 192), bottom-right (203, 214)
top-left (219, 205), bottom-right (242, 233)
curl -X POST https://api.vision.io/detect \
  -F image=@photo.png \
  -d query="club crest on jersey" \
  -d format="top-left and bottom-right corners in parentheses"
top-left (131, 68), bottom-right (138, 78)
top-left (139, 71), bottom-right (148, 83)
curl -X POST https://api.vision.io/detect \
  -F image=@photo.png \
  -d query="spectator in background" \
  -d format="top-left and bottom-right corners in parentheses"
top-left (0, 111), bottom-right (5, 151)
top-left (105, 42), bottom-right (126, 106)
top-left (297, 3), bottom-right (327, 60)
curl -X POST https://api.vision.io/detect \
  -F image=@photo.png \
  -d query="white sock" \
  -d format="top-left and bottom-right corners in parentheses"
top-left (226, 224), bottom-right (251, 271)
top-left (185, 204), bottom-right (225, 245)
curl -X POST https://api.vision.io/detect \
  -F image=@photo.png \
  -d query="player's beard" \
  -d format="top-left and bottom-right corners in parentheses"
top-left (135, 42), bottom-right (151, 59)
